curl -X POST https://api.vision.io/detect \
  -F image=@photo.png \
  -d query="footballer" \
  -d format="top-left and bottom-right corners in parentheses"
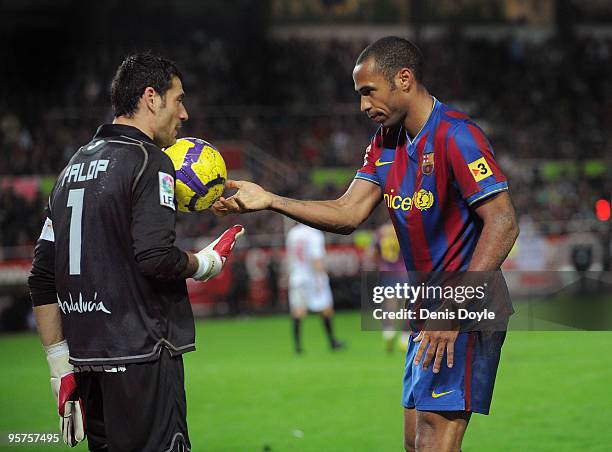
top-left (286, 222), bottom-right (343, 353)
top-left (28, 53), bottom-right (244, 450)
top-left (212, 37), bottom-right (518, 451)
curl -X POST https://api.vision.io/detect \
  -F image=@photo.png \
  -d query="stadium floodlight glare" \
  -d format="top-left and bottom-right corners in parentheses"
top-left (595, 199), bottom-right (611, 221)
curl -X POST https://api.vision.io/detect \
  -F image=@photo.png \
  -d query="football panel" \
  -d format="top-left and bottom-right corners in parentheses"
top-left (175, 179), bottom-right (196, 212)
top-left (164, 138), bottom-right (193, 170)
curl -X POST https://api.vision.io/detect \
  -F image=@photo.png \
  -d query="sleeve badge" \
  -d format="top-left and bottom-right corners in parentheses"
top-left (158, 171), bottom-right (176, 211)
top-left (468, 157), bottom-right (493, 182)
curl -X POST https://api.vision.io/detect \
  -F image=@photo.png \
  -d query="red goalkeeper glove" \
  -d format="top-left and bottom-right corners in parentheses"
top-left (46, 340), bottom-right (85, 447)
top-left (192, 225), bottom-right (245, 281)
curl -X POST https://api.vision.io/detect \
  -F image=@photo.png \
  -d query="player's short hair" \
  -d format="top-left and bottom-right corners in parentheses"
top-left (110, 53), bottom-right (183, 118)
top-left (356, 36), bottom-right (424, 85)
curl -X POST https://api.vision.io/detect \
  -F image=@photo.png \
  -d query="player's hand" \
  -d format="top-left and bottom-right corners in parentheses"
top-left (46, 340), bottom-right (86, 447)
top-left (413, 329), bottom-right (459, 374)
top-left (211, 180), bottom-right (274, 216)
top-left (193, 225), bottom-right (245, 281)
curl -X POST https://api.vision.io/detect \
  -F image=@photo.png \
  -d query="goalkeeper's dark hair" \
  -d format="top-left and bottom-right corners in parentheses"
top-left (110, 53), bottom-right (183, 118)
top-left (356, 36), bottom-right (424, 85)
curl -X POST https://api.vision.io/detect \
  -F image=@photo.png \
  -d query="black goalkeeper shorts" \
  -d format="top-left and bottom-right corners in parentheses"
top-left (75, 348), bottom-right (190, 452)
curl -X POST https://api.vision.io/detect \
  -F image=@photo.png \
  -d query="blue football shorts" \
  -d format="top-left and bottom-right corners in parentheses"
top-left (402, 331), bottom-right (506, 414)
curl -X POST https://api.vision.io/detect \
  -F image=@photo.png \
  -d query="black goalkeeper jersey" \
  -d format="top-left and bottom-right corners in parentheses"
top-left (28, 124), bottom-right (195, 365)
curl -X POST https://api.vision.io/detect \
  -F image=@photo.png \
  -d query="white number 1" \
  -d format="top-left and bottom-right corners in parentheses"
top-left (67, 189), bottom-right (84, 275)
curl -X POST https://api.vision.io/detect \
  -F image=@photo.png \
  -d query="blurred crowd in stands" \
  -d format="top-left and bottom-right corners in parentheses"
top-left (0, 29), bottom-right (610, 251)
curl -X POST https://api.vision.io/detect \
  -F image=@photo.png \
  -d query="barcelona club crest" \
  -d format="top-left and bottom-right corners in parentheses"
top-left (422, 152), bottom-right (434, 175)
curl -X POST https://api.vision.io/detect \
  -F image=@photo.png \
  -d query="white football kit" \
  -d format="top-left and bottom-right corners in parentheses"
top-left (285, 224), bottom-right (333, 312)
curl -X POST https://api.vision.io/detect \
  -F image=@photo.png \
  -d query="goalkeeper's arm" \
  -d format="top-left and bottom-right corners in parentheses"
top-left (28, 225), bottom-right (64, 345)
top-left (28, 229), bottom-right (85, 447)
top-left (134, 224), bottom-right (245, 281)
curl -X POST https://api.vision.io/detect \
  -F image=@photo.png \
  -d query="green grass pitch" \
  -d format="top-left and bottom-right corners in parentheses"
top-left (0, 311), bottom-right (611, 451)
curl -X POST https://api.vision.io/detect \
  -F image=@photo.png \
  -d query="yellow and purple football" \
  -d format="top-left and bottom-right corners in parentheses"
top-left (164, 137), bottom-right (226, 212)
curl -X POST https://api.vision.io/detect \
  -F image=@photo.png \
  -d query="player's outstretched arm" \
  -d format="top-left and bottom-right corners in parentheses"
top-left (212, 179), bottom-right (381, 235)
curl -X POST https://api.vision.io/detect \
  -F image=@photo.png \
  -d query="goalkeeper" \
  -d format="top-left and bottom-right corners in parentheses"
top-left (27, 53), bottom-right (244, 451)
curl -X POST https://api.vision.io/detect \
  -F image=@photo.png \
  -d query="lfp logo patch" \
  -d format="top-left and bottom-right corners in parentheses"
top-left (468, 157), bottom-right (493, 182)
top-left (158, 171), bottom-right (176, 211)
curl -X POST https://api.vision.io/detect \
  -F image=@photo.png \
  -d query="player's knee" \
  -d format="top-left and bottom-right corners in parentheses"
top-left (415, 414), bottom-right (437, 450)
top-left (291, 309), bottom-right (306, 319)
top-left (321, 307), bottom-right (334, 317)
top-left (404, 435), bottom-right (416, 451)
top-left (415, 431), bottom-right (436, 451)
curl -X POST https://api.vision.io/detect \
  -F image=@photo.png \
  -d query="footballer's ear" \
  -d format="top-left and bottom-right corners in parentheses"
top-left (142, 86), bottom-right (159, 113)
top-left (396, 68), bottom-right (415, 92)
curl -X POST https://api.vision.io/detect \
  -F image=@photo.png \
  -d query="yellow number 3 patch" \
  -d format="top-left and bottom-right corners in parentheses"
top-left (468, 157), bottom-right (493, 182)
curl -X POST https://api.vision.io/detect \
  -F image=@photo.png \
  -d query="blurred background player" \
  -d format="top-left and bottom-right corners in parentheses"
top-left (286, 222), bottom-right (343, 353)
top-left (367, 222), bottom-right (411, 352)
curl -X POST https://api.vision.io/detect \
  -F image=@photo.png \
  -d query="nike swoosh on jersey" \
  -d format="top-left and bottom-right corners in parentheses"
top-left (431, 390), bottom-right (454, 398)
top-left (375, 159), bottom-right (394, 166)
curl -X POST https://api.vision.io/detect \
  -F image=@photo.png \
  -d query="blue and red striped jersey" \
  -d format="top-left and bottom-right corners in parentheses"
top-left (356, 98), bottom-right (508, 272)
